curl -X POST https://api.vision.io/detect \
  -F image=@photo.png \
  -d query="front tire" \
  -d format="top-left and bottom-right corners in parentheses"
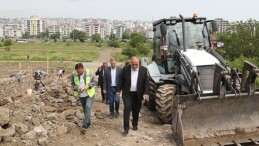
top-left (155, 84), bottom-right (176, 123)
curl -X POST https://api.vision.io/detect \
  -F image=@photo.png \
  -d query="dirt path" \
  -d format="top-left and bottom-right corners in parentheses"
top-left (47, 88), bottom-right (176, 146)
top-left (97, 47), bottom-right (121, 62)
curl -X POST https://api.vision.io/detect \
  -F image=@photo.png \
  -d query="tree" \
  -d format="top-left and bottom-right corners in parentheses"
top-left (108, 40), bottom-right (120, 48)
top-left (122, 48), bottom-right (138, 57)
top-left (70, 30), bottom-right (87, 42)
top-left (217, 19), bottom-right (259, 61)
top-left (108, 33), bottom-right (120, 47)
top-left (78, 31), bottom-right (87, 42)
top-left (136, 43), bottom-right (150, 55)
top-left (122, 31), bottom-right (130, 40)
top-left (50, 33), bottom-right (59, 42)
top-left (36, 29), bottom-right (49, 39)
top-left (22, 32), bottom-right (29, 39)
top-left (129, 32), bottom-right (146, 48)
top-left (3, 39), bottom-right (12, 46)
top-left (91, 33), bottom-right (101, 42)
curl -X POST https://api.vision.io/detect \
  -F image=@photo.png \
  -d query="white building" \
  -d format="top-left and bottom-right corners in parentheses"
top-left (145, 30), bottom-right (154, 39)
top-left (214, 18), bottom-right (230, 33)
top-left (0, 27), bottom-right (3, 38)
top-left (3, 24), bottom-right (23, 38)
top-left (85, 23), bottom-right (105, 38)
top-left (48, 25), bottom-right (60, 37)
top-left (116, 25), bottom-right (125, 39)
top-left (60, 24), bottom-right (73, 38)
top-left (27, 16), bottom-right (45, 36)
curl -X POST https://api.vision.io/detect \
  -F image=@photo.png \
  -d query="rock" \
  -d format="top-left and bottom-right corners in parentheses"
top-left (91, 111), bottom-right (96, 117)
top-left (31, 104), bottom-right (41, 113)
top-left (38, 137), bottom-right (48, 146)
top-left (75, 110), bottom-right (83, 120)
top-left (47, 113), bottom-right (59, 121)
top-left (2, 136), bottom-right (19, 143)
top-left (25, 115), bottom-right (33, 122)
top-left (70, 102), bottom-right (77, 107)
top-left (34, 126), bottom-right (48, 138)
top-left (22, 140), bottom-right (33, 145)
top-left (27, 89), bottom-right (33, 96)
top-left (22, 130), bottom-right (36, 140)
top-left (32, 118), bottom-right (41, 126)
top-left (73, 116), bottom-right (79, 124)
top-left (59, 94), bottom-right (68, 99)
top-left (66, 88), bottom-right (73, 95)
top-left (38, 102), bottom-right (45, 107)
top-left (56, 125), bottom-right (68, 135)
top-left (63, 109), bottom-right (76, 119)
top-left (15, 123), bottom-right (28, 135)
top-left (58, 113), bottom-right (66, 121)
top-left (52, 99), bottom-right (64, 103)
top-left (0, 107), bottom-right (10, 126)
top-left (0, 96), bottom-right (13, 106)
top-left (44, 106), bottom-right (57, 112)
top-left (96, 113), bottom-right (105, 119)
top-left (0, 125), bottom-right (15, 137)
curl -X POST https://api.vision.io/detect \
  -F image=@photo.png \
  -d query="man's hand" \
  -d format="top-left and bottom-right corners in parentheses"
top-left (81, 85), bottom-right (89, 92)
top-left (103, 90), bottom-right (107, 94)
top-left (116, 92), bottom-right (120, 97)
top-left (143, 94), bottom-right (149, 101)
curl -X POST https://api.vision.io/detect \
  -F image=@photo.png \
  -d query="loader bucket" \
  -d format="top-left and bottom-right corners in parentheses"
top-left (172, 92), bottom-right (259, 146)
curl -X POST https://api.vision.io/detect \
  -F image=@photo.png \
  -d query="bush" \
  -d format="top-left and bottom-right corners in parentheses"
top-left (108, 40), bottom-right (120, 48)
top-left (136, 43), bottom-right (150, 55)
top-left (112, 53), bottom-right (129, 62)
top-left (4, 47), bottom-right (11, 52)
top-left (65, 43), bottom-right (71, 47)
top-left (122, 48), bottom-right (138, 57)
top-left (3, 39), bottom-right (12, 46)
top-left (0, 43), bottom-right (2, 47)
top-left (96, 43), bottom-right (102, 48)
top-left (129, 33), bottom-right (146, 48)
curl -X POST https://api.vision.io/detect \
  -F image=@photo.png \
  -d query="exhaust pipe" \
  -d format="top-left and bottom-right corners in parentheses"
top-left (179, 14), bottom-right (186, 52)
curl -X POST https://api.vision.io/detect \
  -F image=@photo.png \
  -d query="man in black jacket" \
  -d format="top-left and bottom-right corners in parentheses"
top-left (95, 62), bottom-right (108, 103)
top-left (117, 56), bottom-right (149, 136)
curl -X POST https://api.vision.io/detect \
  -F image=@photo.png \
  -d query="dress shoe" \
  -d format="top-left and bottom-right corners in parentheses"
top-left (115, 112), bottom-right (119, 118)
top-left (109, 115), bottom-right (114, 119)
top-left (133, 126), bottom-right (138, 131)
top-left (122, 130), bottom-right (128, 136)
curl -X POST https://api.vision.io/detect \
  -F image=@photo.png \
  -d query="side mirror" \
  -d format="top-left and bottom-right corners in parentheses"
top-left (212, 21), bottom-right (218, 32)
top-left (141, 57), bottom-right (149, 67)
top-left (216, 42), bottom-right (224, 48)
top-left (160, 23), bottom-right (167, 36)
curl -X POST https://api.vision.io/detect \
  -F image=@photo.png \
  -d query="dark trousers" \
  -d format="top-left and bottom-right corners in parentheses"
top-left (108, 86), bottom-right (120, 116)
top-left (123, 92), bottom-right (142, 131)
top-left (100, 84), bottom-right (106, 101)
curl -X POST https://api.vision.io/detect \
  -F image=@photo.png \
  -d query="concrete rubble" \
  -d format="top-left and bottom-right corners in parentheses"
top-left (0, 77), bottom-right (91, 145)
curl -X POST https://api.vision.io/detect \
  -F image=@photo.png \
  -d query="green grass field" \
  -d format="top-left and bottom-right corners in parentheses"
top-left (0, 41), bottom-right (106, 62)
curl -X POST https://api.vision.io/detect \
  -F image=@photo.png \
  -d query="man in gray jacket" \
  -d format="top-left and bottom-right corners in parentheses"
top-left (71, 63), bottom-right (97, 134)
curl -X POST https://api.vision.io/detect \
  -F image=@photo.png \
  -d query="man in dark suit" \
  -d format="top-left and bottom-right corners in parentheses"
top-left (103, 58), bottom-right (122, 119)
top-left (95, 62), bottom-right (108, 103)
top-left (117, 56), bottom-right (149, 135)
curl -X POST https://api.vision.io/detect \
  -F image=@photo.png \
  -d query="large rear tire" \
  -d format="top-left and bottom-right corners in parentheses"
top-left (155, 84), bottom-right (176, 123)
top-left (147, 80), bottom-right (156, 110)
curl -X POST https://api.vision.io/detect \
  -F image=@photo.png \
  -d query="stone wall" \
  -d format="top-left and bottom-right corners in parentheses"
top-left (0, 72), bottom-right (31, 99)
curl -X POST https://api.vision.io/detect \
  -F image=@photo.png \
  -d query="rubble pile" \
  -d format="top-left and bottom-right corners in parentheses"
top-left (0, 78), bottom-right (90, 146)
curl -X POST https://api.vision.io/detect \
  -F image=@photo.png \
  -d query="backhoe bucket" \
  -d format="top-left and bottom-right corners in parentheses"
top-left (172, 92), bottom-right (259, 146)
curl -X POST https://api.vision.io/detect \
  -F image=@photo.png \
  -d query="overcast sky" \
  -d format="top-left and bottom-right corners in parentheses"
top-left (0, 0), bottom-right (258, 21)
